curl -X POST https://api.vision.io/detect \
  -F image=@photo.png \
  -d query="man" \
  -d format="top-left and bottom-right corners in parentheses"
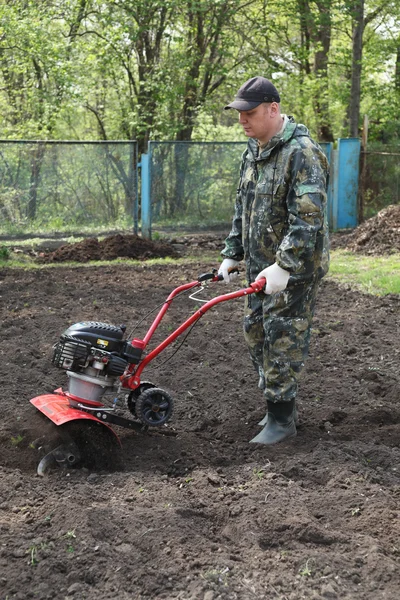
top-left (219, 76), bottom-right (329, 445)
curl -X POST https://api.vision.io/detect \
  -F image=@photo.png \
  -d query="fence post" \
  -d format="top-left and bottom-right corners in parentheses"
top-left (129, 142), bottom-right (138, 235)
top-left (334, 138), bottom-right (360, 229)
top-left (140, 153), bottom-right (151, 239)
top-left (358, 115), bottom-right (369, 224)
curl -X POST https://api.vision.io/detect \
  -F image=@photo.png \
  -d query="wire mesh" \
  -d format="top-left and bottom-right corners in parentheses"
top-left (149, 141), bottom-right (246, 228)
top-left (361, 148), bottom-right (400, 219)
top-left (0, 141), bottom-right (138, 231)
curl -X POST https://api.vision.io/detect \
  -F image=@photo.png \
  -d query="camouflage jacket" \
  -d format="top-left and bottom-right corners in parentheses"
top-left (221, 117), bottom-right (330, 285)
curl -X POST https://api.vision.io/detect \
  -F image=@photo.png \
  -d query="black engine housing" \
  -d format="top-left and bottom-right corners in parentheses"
top-left (52, 321), bottom-right (144, 374)
top-left (63, 321), bottom-right (125, 352)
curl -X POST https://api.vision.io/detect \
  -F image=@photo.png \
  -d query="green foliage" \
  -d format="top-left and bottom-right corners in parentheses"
top-left (0, 0), bottom-right (397, 146)
top-left (0, 245), bottom-right (10, 260)
top-left (0, 0), bottom-right (398, 229)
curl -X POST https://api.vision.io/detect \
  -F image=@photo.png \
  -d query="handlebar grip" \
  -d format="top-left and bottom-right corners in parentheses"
top-left (216, 267), bottom-right (239, 282)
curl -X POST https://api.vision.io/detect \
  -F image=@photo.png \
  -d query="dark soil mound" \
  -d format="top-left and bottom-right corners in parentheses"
top-left (38, 233), bottom-right (179, 263)
top-left (343, 204), bottom-right (400, 255)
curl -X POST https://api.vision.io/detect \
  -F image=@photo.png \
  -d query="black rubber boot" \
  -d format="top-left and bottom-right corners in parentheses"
top-left (258, 404), bottom-right (299, 427)
top-left (250, 399), bottom-right (297, 445)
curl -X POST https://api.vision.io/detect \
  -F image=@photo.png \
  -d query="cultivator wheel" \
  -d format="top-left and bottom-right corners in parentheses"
top-left (125, 381), bottom-right (156, 415)
top-left (135, 387), bottom-right (174, 427)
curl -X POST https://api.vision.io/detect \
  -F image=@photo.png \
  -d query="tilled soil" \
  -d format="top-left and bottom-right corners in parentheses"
top-left (0, 251), bottom-right (399, 599)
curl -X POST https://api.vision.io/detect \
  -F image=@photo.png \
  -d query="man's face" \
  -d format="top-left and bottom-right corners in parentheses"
top-left (238, 102), bottom-right (278, 144)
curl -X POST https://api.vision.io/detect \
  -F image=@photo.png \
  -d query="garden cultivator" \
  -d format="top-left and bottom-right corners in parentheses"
top-left (30, 269), bottom-right (266, 475)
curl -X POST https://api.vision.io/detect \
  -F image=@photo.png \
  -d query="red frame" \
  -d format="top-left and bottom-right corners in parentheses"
top-left (122, 274), bottom-right (266, 390)
top-left (30, 273), bottom-right (266, 428)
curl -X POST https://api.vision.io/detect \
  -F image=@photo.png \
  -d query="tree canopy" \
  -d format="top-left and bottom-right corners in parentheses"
top-left (0, 0), bottom-right (399, 147)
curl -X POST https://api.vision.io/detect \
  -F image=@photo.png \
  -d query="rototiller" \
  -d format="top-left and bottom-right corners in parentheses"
top-left (30, 269), bottom-right (266, 475)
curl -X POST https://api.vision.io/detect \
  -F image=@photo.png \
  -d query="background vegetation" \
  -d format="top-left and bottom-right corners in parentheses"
top-left (1, 0), bottom-right (399, 147)
top-left (0, 1), bottom-right (399, 232)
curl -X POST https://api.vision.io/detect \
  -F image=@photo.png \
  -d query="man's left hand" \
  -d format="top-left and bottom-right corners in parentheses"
top-left (256, 263), bottom-right (290, 294)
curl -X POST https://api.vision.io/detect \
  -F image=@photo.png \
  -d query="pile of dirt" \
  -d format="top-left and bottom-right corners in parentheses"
top-left (37, 233), bottom-right (179, 263)
top-left (343, 204), bottom-right (400, 255)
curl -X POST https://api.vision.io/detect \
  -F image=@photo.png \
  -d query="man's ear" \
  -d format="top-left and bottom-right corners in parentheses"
top-left (269, 102), bottom-right (280, 116)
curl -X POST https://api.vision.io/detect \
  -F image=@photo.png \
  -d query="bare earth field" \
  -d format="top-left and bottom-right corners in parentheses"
top-left (0, 221), bottom-right (399, 599)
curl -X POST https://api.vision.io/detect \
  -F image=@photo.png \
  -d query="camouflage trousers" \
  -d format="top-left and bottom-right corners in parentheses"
top-left (243, 279), bottom-right (320, 403)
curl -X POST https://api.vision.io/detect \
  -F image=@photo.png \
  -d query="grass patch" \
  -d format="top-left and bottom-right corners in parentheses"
top-left (1, 246), bottom-right (399, 297)
top-left (0, 251), bottom-right (221, 271)
top-left (328, 250), bottom-right (400, 296)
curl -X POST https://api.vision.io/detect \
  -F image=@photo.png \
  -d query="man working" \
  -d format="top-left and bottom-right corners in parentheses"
top-left (219, 76), bottom-right (329, 445)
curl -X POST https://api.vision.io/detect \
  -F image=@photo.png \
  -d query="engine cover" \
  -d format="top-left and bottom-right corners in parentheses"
top-left (63, 322), bottom-right (125, 353)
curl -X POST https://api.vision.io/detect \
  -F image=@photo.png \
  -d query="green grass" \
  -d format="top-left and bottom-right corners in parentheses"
top-left (327, 249), bottom-right (400, 296)
top-left (1, 246), bottom-right (399, 297)
top-left (0, 251), bottom-right (217, 271)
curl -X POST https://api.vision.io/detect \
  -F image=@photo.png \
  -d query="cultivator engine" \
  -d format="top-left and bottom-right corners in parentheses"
top-left (52, 321), bottom-right (143, 403)
top-left (30, 270), bottom-right (266, 475)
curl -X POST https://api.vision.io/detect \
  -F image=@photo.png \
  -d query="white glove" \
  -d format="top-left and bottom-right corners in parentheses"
top-left (218, 258), bottom-right (240, 283)
top-left (256, 262), bottom-right (290, 294)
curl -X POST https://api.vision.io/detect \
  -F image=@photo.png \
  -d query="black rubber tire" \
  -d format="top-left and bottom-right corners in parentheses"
top-left (135, 387), bottom-right (174, 427)
top-left (126, 381), bottom-right (156, 415)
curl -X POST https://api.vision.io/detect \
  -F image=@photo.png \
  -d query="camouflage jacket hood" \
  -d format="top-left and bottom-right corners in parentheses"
top-left (222, 116), bottom-right (330, 284)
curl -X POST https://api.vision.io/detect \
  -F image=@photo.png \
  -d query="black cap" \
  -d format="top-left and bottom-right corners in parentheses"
top-left (224, 76), bottom-right (280, 110)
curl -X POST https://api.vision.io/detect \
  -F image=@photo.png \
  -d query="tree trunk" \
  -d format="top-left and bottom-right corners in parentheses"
top-left (27, 143), bottom-right (46, 220)
top-left (395, 43), bottom-right (400, 91)
top-left (349, 0), bottom-right (364, 138)
top-left (313, 2), bottom-right (334, 142)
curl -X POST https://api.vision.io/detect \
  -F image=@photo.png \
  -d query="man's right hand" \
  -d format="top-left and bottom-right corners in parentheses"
top-left (218, 258), bottom-right (240, 283)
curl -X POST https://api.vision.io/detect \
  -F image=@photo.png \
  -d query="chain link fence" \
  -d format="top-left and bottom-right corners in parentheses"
top-left (360, 146), bottom-right (400, 220)
top-left (149, 141), bottom-right (246, 229)
top-left (0, 141), bottom-right (138, 232)
top-left (1, 139), bottom-right (398, 236)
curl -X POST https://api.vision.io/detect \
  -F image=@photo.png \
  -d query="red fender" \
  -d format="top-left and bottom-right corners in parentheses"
top-left (30, 393), bottom-right (120, 444)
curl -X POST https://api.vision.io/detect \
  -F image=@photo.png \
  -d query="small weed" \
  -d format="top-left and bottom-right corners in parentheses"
top-left (351, 507), bottom-right (361, 516)
top-left (64, 530), bottom-right (76, 553)
top-left (64, 530), bottom-right (76, 539)
top-left (202, 566), bottom-right (230, 585)
top-left (27, 543), bottom-right (47, 566)
top-left (179, 477), bottom-right (194, 488)
top-left (10, 434), bottom-right (24, 446)
top-left (253, 467), bottom-right (264, 480)
top-left (28, 545), bottom-right (38, 566)
top-left (299, 558), bottom-right (313, 577)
